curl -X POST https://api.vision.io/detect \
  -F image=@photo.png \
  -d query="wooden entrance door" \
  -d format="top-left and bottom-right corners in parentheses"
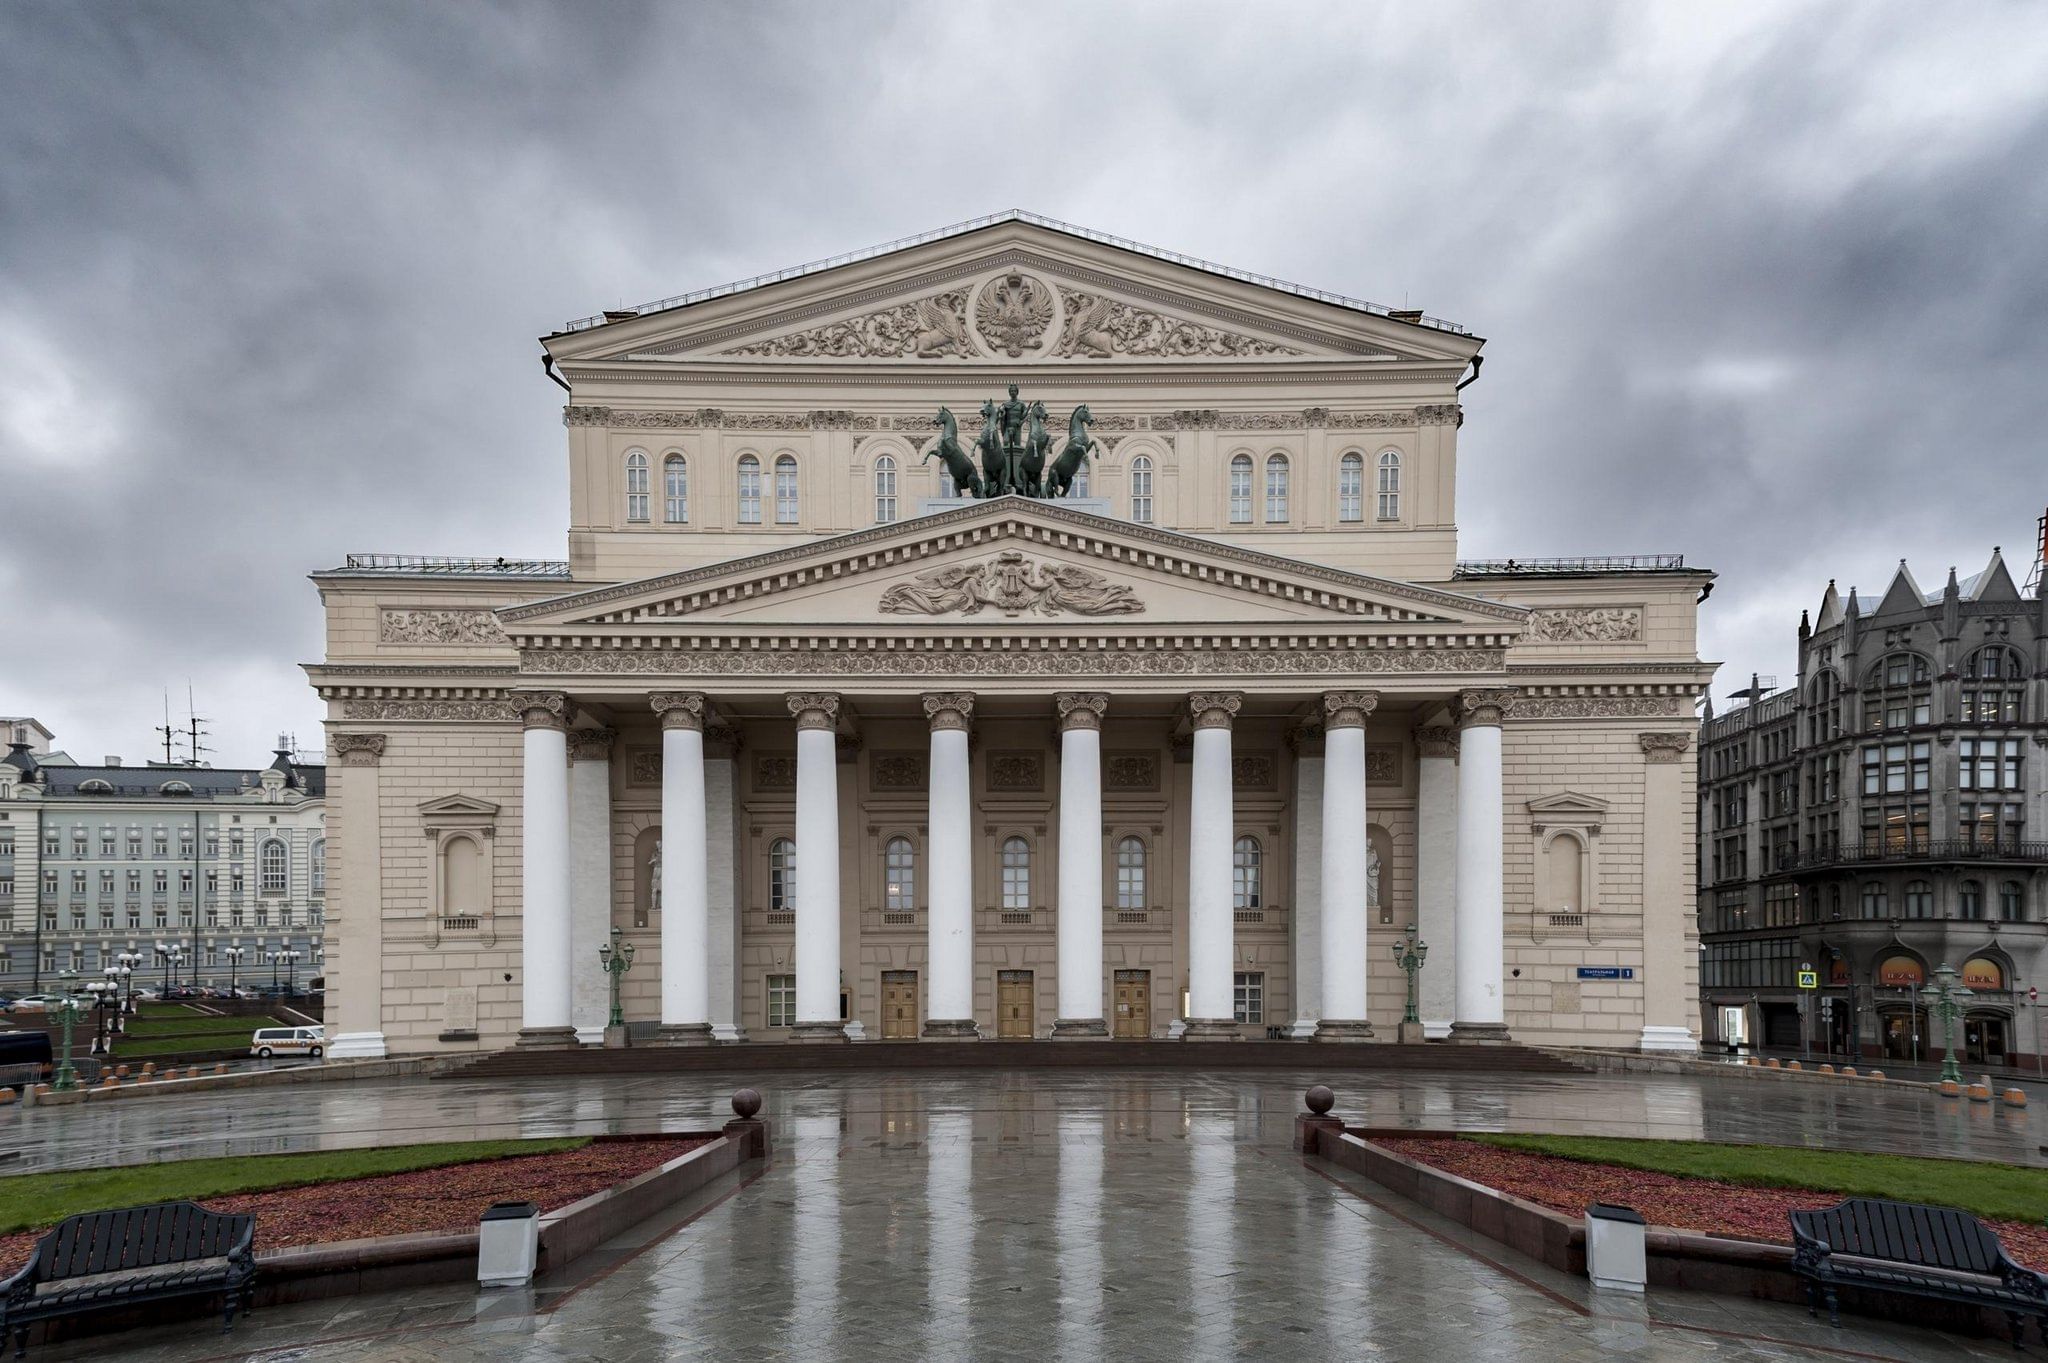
top-left (881, 971), bottom-right (918, 1040)
top-left (1113, 970), bottom-right (1150, 1039)
top-left (997, 970), bottom-right (1034, 1039)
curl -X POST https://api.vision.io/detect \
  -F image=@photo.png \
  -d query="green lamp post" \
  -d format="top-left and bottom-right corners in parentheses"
top-left (1920, 961), bottom-right (1972, 1086)
top-left (598, 927), bottom-right (636, 1029)
top-left (1392, 928), bottom-right (1429, 1026)
top-left (51, 968), bottom-right (82, 1091)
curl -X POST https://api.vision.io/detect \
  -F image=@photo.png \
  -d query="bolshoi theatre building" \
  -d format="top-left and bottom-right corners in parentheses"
top-left (309, 213), bottom-right (1713, 1057)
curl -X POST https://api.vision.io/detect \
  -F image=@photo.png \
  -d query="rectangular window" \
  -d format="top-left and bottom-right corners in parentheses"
top-left (127, 831), bottom-right (141, 857)
top-left (100, 830), bottom-right (115, 857)
top-left (1232, 972), bottom-right (1264, 1025)
top-left (153, 829), bottom-right (168, 858)
top-left (767, 974), bottom-right (796, 1028)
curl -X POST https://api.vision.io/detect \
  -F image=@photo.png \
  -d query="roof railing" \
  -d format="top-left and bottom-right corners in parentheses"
top-left (337, 554), bottom-right (571, 577)
top-left (1454, 555), bottom-right (1687, 577)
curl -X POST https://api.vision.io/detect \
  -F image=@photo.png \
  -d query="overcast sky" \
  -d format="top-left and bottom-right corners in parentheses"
top-left (3, 2), bottom-right (2045, 766)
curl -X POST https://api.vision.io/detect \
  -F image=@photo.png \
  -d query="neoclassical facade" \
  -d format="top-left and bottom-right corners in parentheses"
top-left (310, 213), bottom-right (1711, 1056)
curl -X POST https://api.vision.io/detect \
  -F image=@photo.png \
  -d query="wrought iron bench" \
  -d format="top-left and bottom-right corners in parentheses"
top-left (1791, 1197), bottom-right (2048, 1344)
top-left (1, 1201), bottom-right (254, 1356)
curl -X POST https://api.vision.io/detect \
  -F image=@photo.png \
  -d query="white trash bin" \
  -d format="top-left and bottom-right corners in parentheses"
top-left (1584, 1202), bottom-right (1647, 1293)
top-left (477, 1200), bottom-right (540, 1287)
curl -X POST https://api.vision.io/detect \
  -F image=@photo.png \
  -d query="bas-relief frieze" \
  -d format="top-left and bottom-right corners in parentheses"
top-left (378, 609), bottom-right (507, 646)
top-left (1525, 607), bottom-right (1644, 644)
top-left (987, 752), bottom-right (1044, 793)
top-left (753, 755), bottom-right (797, 791)
top-left (519, 646), bottom-right (1506, 678)
top-left (1231, 754), bottom-right (1277, 791)
top-left (564, 404), bottom-right (1454, 434)
top-left (1103, 752), bottom-right (1159, 791)
top-left (870, 753), bottom-right (927, 791)
top-left (628, 748), bottom-right (661, 785)
top-left (341, 698), bottom-right (518, 722)
top-left (1051, 286), bottom-right (1305, 359)
top-left (1512, 695), bottom-right (1688, 719)
top-left (879, 551), bottom-right (1143, 617)
top-left (1366, 749), bottom-right (1401, 785)
top-left (720, 290), bottom-right (974, 359)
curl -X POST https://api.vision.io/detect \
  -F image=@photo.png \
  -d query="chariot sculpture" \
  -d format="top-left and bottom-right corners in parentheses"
top-left (924, 385), bottom-right (1099, 499)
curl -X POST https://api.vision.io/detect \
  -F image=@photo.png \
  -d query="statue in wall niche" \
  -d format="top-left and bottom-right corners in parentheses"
top-left (1367, 843), bottom-right (1382, 912)
top-left (649, 839), bottom-right (661, 913)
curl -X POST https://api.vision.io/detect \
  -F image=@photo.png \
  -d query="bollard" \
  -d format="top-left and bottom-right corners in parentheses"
top-left (2003, 1088), bottom-right (2028, 1108)
top-left (1294, 1085), bottom-right (1344, 1155)
top-left (1819, 1064), bottom-right (1835, 1075)
top-left (1968, 1077), bottom-right (1993, 1103)
top-left (1938, 1079), bottom-right (1962, 1098)
top-left (115, 1064), bottom-right (129, 1078)
top-left (1787, 1061), bottom-right (1803, 1071)
top-left (1765, 1058), bottom-right (1781, 1069)
top-left (477, 1202), bottom-right (540, 1287)
top-left (0, 1088), bottom-right (14, 1105)
top-left (1841, 1066), bottom-right (1857, 1077)
top-left (1584, 1204), bottom-right (1648, 1293)
top-left (1869, 1070), bottom-right (1885, 1081)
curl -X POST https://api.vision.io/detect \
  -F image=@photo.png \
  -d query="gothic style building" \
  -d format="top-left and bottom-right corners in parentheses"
top-left (309, 213), bottom-right (1711, 1057)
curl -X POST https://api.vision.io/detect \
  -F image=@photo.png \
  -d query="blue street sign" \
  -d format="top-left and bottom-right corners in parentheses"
top-left (1575, 967), bottom-right (1635, 981)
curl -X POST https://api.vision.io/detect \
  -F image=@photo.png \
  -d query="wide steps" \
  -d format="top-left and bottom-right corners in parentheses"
top-left (440, 1039), bottom-right (1589, 1080)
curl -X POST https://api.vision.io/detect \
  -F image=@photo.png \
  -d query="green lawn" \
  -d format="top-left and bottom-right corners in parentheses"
top-left (106, 1039), bottom-right (251, 1060)
top-left (0, 1139), bottom-right (591, 1235)
top-left (1471, 1134), bottom-right (2048, 1225)
top-left (121, 1014), bottom-right (281, 1038)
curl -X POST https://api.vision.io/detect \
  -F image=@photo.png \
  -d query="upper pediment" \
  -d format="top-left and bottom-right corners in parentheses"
top-left (499, 498), bottom-right (1526, 637)
top-left (545, 215), bottom-right (1481, 368)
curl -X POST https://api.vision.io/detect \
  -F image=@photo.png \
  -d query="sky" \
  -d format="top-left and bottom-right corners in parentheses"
top-left (3, 1), bottom-right (2045, 765)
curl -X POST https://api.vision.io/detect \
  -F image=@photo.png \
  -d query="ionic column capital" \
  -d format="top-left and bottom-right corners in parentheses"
top-left (332, 733), bottom-right (387, 767)
top-left (921, 691), bottom-right (976, 732)
top-left (1055, 692), bottom-right (1108, 732)
top-left (786, 692), bottom-right (841, 731)
top-left (1322, 690), bottom-right (1380, 730)
top-left (651, 691), bottom-right (707, 732)
top-left (1638, 731), bottom-right (1693, 764)
top-left (1414, 725), bottom-right (1460, 759)
top-left (1188, 691), bottom-right (1242, 731)
top-left (507, 691), bottom-right (569, 731)
top-left (567, 727), bottom-right (617, 762)
top-left (1456, 688), bottom-right (1518, 728)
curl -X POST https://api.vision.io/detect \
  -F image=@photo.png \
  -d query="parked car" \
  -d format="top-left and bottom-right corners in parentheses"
top-left (4, 994), bottom-right (88, 1015)
top-left (0, 1030), bottom-right (54, 1074)
top-left (250, 1026), bottom-right (325, 1059)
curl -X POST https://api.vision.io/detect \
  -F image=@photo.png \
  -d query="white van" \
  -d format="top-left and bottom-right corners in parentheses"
top-left (250, 1026), bottom-right (325, 1059)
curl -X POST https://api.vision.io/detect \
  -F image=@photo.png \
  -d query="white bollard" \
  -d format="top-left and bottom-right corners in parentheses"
top-left (476, 1201), bottom-right (540, 1287)
top-left (1584, 1202), bottom-right (1648, 1293)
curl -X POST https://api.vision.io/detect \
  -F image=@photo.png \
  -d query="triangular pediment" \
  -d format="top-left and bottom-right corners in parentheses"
top-left (499, 498), bottom-right (1526, 637)
top-left (545, 214), bottom-right (1479, 368)
top-left (1526, 791), bottom-right (1611, 817)
top-left (418, 793), bottom-right (500, 817)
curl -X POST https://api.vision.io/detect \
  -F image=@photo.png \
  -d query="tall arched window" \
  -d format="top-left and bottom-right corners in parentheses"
top-left (663, 454), bottom-right (688, 523)
top-left (1376, 449), bottom-right (1401, 520)
top-left (737, 455), bottom-right (762, 524)
top-left (874, 455), bottom-right (898, 524)
top-left (769, 838), bottom-right (795, 912)
top-left (1338, 451), bottom-right (1363, 522)
top-left (1001, 837), bottom-right (1031, 912)
top-left (624, 451), bottom-right (650, 523)
top-left (258, 839), bottom-right (288, 896)
top-left (1232, 836), bottom-right (1262, 915)
top-left (774, 454), bottom-right (799, 524)
top-left (883, 837), bottom-right (915, 912)
top-left (1860, 883), bottom-right (1887, 919)
top-left (1130, 455), bottom-right (1153, 523)
top-left (1115, 836), bottom-right (1146, 913)
top-left (440, 834), bottom-right (481, 922)
top-left (1228, 454), bottom-right (1253, 523)
top-left (310, 838), bottom-right (326, 894)
top-left (1963, 645), bottom-right (2026, 724)
top-left (1905, 879), bottom-right (1933, 918)
top-left (1264, 453), bottom-right (1289, 522)
top-left (1960, 879), bottom-right (1984, 920)
top-left (2001, 880), bottom-right (2026, 922)
top-left (1547, 833), bottom-right (1584, 913)
top-left (1808, 670), bottom-right (1842, 743)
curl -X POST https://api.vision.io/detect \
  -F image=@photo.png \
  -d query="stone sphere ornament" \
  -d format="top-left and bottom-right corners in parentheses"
top-left (1304, 1084), bottom-right (1335, 1115)
top-left (731, 1087), bottom-right (763, 1120)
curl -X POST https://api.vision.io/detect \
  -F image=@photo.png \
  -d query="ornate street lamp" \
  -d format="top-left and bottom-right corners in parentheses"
top-left (51, 968), bottom-right (82, 1091)
top-left (223, 945), bottom-right (245, 1000)
top-left (102, 963), bottom-right (130, 1035)
top-left (1392, 927), bottom-right (1429, 1027)
top-left (598, 927), bottom-right (636, 1029)
top-left (1920, 961), bottom-right (1973, 1086)
top-left (116, 951), bottom-right (144, 1016)
top-left (275, 948), bottom-right (302, 995)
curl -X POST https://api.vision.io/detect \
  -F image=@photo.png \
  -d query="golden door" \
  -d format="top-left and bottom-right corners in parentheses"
top-left (1113, 970), bottom-right (1150, 1039)
top-left (997, 970), bottom-right (1034, 1039)
top-left (881, 972), bottom-right (918, 1040)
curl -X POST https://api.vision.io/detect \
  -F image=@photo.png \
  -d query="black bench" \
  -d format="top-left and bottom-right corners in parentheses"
top-left (1791, 1196), bottom-right (2048, 1345)
top-left (0, 1201), bottom-right (254, 1356)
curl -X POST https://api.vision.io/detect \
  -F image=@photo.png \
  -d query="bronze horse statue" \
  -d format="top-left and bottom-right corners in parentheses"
top-left (1044, 404), bottom-right (1099, 498)
top-left (1019, 400), bottom-right (1053, 497)
top-left (926, 407), bottom-right (984, 497)
top-left (976, 398), bottom-right (1017, 495)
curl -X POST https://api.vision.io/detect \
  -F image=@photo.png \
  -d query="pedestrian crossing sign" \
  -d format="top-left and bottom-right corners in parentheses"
top-left (1797, 970), bottom-right (1819, 990)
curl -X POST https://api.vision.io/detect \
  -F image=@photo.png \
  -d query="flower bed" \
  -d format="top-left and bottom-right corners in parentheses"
top-left (0, 1136), bottom-right (708, 1276)
top-left (1377, 1135), bottom-right (2048, 1271)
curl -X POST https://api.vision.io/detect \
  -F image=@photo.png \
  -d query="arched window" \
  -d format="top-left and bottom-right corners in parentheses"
top-left (1860, 883), bottom-right (1887, 919)
top-left (1115, 836), bottom-right (1147, 913)
top-left (1232, 836), bottom-right (1262, 915)
top-left (1130, 455), bottom-right (1153, 523)
top-left (769, 838), bottom-right (795, 912)
top-left (258, 839), bottom-right (288, 896)
top-left (1963, 645), bottom-right (2026, 724)
top-left (1001, 837), bottom-right (1031, 912)
top-left (1376, 449), bottom-right (1401, 520)
top-left (1264, 453), bottom-right (1289, 522)
top-left (1338, 451), bottom-right (1363, 522)
top-left (1866, 652), bottom-right (1932, 731)
top-left (2000, 880), bottom-right (2026, 922)
top-left (663, 454), bottom-right (688, 523)
top-left (1905, 879), bottom-right (1933, 918)
top-left (1228, 453), bottom-right (1253, 524)
top-left (310, 838), bottom-right (326, 894)
top-left (624, 451), bottom-right (650, 523)
top-left (774, 454), bottom-right (799, 524)
top-left (883, 836), bottom-right (915, 912)
top-left (874, 455), bottom-right (898, 524)
top-left (737, 455), bottom-right (762, 524)
top-left (1960, 879), bottom-right (1984, 920)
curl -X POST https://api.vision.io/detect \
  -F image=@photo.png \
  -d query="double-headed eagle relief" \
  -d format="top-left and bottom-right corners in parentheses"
top-left (926, 384), bottom-right (1100, 499)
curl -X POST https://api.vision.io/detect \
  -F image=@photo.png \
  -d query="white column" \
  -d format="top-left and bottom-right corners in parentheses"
top-left (788, 692), bottom-right (847, 1041)
top-left (1287, 726), bottom-right (1323, 1039)
top-left (328, 733), bottom-right (387, 1059)
top-left (923, 692), bottom-right (977, 1036)
top-left (1452, 689), bottom-right (1512, 1042)
top-left (567, 726), bottom-right (615, 1046)
top-left (1638, 731), bottom-right (1701, 1053)
top-left (514, 692), bottom-right (576, 1047)
top-left (1054, 693), bottom-right (1108, 1037)
top-left (1415, 725), bottom-right (1461, 1040)
top-left (653, 693), bottom-right (712, 1044)
top-left (705, 726), bottom-right (745, 1042)
top-left (1317, 691), bottom-right (1377, 1041)
top-left (1184, 691), bottom-right (1242, 1040)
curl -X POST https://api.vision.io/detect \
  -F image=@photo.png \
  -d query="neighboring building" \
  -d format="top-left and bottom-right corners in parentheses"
top-left (311, 212), bottom-right (1713, 1058)
top-left (1698, 552), bottom-right (2048, 1065)
top-left (0, 737), bottom-right (326, 994)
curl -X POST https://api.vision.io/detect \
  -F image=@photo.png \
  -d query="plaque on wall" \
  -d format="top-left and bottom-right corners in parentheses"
top-left (1103, 751), bottom-right (1159, 792)
top-left (754, 754), bottom-right (797, 792)
top-left (988, 751), bottom-right (1044, 792)
top-left (871, 752), bottom-right (928, 791)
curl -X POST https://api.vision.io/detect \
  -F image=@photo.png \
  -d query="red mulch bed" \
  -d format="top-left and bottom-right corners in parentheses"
top-left (1376, 1135), bottom-right (2048, 1271)
top-left (0, 1136), bottom-right (707, 1277)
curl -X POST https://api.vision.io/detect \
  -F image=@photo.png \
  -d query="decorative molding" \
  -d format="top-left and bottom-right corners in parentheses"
top-left (870, 752), bottom-right (927, 791)
top-left (973, 271), bottom-right (1054, 357)
top-left (379, 608), bottom-right (507, 646)
top-left (340, 699), bottom-right (517, 722)
top-left (1416, 404), bottom-right (1462, 426)
top-left (988, 751), bottom-right (1044, 792)
top-left (1414, 725), bottom-right (1459, 760)
top-left (879, 550), bottom-right (1143, 617)
top-left (567, 727), bottom-right (616, 762)
top-left (1366, 749), bottom-right (1401, 785)
top-left (627, 747), bottom-right (661, 785)
top-left (332, 733), bottom-right (387, 766)
top-left (507, 690), bottom-right (570, 731)
top-left (720, 289), bottom-right (974, 359)
top-left (1525, 607), bottom-right (1644, 644)
top-left (650, 691), bottom-right (707, 731)
top-left (753, 754), bottom-right (797, 791)
top-left (1103, 751), bottom-right (1158, 791)
top-left (1189, 692), bottom-right (1243, 730)
top-left (921, 691), bottom-right (975, 732)
top-left (1231, 753), bottom-right (1277, 791)
top-left (1638, 732), bottom-right (1694, 763)
top-left (1055, 692), bottom-right (1108, 732)
top-left (1457, 688), bottom-right (1518, 728)
top-left (786, 692), bottom-right (841, 731)
top-left (1052, 286), bottom-right (1304, 359)
top-left (1515, 695), bottom-right (1689, 719)
top-left (521, 645), bottom-right (1508, 679)
top-left (1322, 689), bottom-right (1380, 730)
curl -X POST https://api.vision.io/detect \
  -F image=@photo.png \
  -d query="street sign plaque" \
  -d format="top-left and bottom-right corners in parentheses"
top-left (1797, 970), bottom-right (1819, 990)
